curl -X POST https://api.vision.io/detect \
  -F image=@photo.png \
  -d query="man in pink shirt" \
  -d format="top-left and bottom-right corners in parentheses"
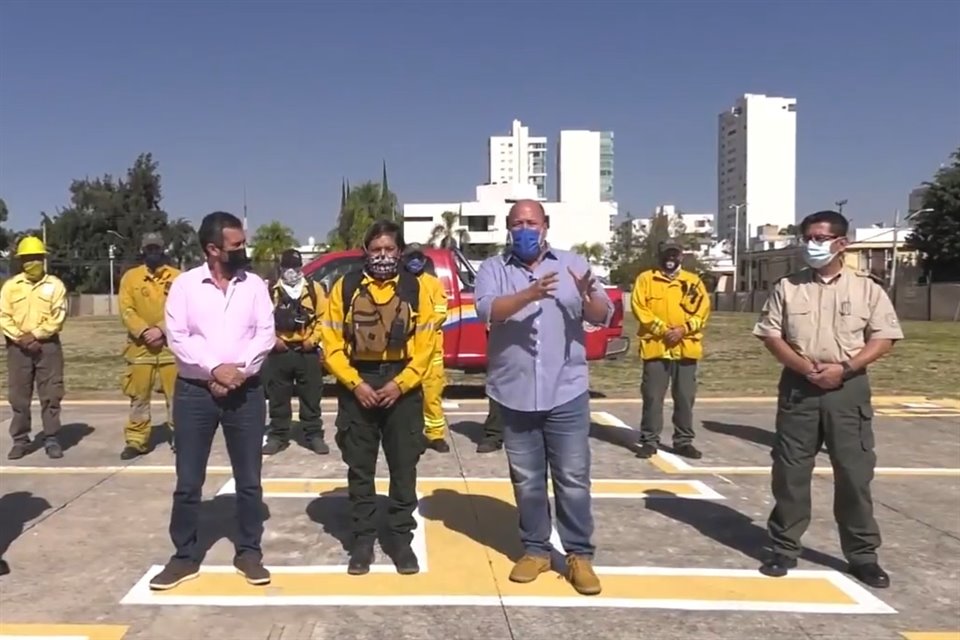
top-left (148, 211), bottom-right (276, 591)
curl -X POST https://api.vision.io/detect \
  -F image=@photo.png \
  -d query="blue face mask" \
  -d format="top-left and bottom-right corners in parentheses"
top-left (406, 256), bottom-right (426, 275)
top-left (803, 240), bottom-right (837, 269)
top-left (509, 228), bottom-right (543, 262)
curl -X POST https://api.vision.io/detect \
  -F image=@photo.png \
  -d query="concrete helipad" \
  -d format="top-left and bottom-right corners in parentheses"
top-left (1, 396), bottom-right (959, 640)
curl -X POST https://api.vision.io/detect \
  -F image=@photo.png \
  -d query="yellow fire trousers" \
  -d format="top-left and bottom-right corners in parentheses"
top-left (423, 353), bottom-right (446, 441)
top-left (121, 363), bottom-right (177, 451)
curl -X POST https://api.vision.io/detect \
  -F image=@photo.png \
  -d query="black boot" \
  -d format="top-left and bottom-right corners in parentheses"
top-left (347, 537), bottom-right (375, 576)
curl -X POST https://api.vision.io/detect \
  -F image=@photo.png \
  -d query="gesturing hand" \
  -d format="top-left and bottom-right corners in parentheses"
top-left (525, 271), bottom-right (558, 301)
top-left (568, 267), bottom-right (596, 301)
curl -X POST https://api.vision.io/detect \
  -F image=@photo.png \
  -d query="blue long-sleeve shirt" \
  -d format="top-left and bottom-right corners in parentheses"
top-left (475, 248), bottom-right (613, 413)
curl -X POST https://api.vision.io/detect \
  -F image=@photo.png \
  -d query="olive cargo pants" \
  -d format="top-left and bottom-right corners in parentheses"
top-left (122, 363), bottom-right (177, 451)
top-left (768, 369), bottom-right (881, 565)
top-left (263, 347), bottom-right (324, 442)
top-left (638, 358), bottom-right (698, 447)
top-left (6, 339), bottom-right (64, 443)
top-left (334, 361), bottom-right (426, 544)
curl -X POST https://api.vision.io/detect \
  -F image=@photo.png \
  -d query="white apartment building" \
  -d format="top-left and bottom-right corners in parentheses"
top-left (488, 119), bottom-right (547, 200)
top-left (717, 93), bottom-right (797, 251)
top-left (556, 130), bottom-right (615, 202)
top-left (403, 182), bottom-right (615, 268)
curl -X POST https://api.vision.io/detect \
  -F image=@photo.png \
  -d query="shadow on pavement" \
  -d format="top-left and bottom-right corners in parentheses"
top-left (25, 423), bottom-right (94, 455)
top-left (590, 420), bottom-right (637, 452)
top-left (644, 489), bottom-right (846, 571)
top-left (147, 423), bottom-right (174, 451)
top-left (306, 491), bottom-right (396, 552)
top-left (702, 420), bottom-right (774, 448)
top-left (421, 488), bottom-right (524, 562)
top-left (193, 495), bottom-right (272, 562)
top-left (0, 491), bottom-right (53, 576)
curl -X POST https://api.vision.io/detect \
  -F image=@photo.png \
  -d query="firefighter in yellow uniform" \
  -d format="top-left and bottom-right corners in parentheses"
top-left (320, 220), bottom-right (436, 576)
top-left (117, 232), bottom-right (181, 459)
top-left (402, 243), bottom-right (450, 453)
top-left (630, 240), bottom-right (711, 460)
top-left (1, 236), bottom-right (68, 460)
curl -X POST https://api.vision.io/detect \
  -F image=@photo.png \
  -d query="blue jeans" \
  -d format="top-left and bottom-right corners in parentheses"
top-left (169, 377), bottom-right (266, 562)
top-left (499, 391), bottom-right (595, 558)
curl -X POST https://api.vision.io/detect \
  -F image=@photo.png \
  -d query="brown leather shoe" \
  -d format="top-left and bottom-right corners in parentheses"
top-left (508, 554), bottom-right (551, 583)
top-left (566, 554), bottom-right (601, 595)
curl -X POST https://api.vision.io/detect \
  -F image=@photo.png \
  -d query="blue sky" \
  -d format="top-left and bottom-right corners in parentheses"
top-left (1, 0), bottom-right (957, 242)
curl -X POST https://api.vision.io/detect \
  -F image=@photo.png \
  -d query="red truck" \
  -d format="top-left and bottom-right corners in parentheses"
top-left (303, 246), bottom-right (629, 374)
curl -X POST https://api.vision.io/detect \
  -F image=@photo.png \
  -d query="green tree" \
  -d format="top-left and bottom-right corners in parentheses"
top-left (906, 147), bottom-right (960, 282)
top-left (0, 197), bottom-right (10, 253)
top-left (39, 153), bottom-right (198, 292)
top-left (571, 241), bottom-right (606, 267)
top-left (251, 221), bottom-right (298, 263)
top-left (328, 165), bottom-right (399, 249)
top-left (428, 209), bottom-right (469, 248)
top-left (608, 212), bottom-right (707, 286)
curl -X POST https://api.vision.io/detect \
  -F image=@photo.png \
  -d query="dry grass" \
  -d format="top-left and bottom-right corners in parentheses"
top-left (1, 313), bottom-right (957, 399)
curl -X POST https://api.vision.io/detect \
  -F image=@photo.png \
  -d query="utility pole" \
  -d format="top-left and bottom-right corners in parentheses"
top-left (728, 203), bottom-right (746, 292)
top-left (242, 184), bottom-right (249, 233)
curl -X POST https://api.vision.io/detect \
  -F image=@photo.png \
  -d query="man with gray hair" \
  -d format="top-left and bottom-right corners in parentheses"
top-left (475, 199), bottom-right (613, 596)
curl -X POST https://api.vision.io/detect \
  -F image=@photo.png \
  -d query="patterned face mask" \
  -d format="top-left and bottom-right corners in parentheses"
top-left (365, 253), bottom-right (399, 280)
top-left (281, 268), bottom-right (303, 286)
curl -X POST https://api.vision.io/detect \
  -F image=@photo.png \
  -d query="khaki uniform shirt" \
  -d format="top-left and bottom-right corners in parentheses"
top-left (752, 267), bottom-right (904, 364)
top-left (0, 273), bottom-right (68, 341)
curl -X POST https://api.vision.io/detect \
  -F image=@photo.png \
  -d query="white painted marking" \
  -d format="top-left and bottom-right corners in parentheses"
top-left (441, 401), bottom-right (460, 409)
top-left (0, 637), bottom-right (89, 640)
top-left (591, 411), bottom-right (633, 430)
top-left (118, 566), bottom-right (896, 613)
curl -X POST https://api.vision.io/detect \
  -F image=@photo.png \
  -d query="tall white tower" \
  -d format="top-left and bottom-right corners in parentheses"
top-left (717, 93), bottom-right (797, 249)
top-left (488, 119), bottom-right (548, 199)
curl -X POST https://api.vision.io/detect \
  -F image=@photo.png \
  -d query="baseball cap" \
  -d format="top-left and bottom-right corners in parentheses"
top-left (280, 249), bottom-right (303, 269)
top-left (658, 240), bottom-right (682, 255)
top-left (141, 232), bottom-right (164, 249)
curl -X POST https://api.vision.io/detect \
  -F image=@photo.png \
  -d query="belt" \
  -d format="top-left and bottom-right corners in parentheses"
top-left (178, 375), bottom-right (261, 389)
top-left (5, 334), bottom-right (60, 347)
top-left (282, 341), bottom-right (318, 353)
top-left (351, 359), bottom-right (409, 375)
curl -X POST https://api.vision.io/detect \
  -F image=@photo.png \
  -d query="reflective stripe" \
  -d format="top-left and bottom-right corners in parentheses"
top-left (433, 305), bottom-right (447, 312)
top-left (424, 418), bottom-right (447, 427)
top-left (415, 322), bottom-right (433, 333)
top-left (321, 320), bottom-right (343, 329)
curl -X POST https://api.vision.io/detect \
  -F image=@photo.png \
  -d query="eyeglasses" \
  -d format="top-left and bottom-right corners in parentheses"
top-left (802, 234), bottom-right (841, 244)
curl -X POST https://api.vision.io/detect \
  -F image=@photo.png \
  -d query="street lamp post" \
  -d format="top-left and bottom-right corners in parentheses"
top-left (106, 230), bottom-right (126, 315)
top-left (728, 203), bottom-right (746, 292)
top-left (835, 199), bottom-right (848, 214)
top-left (890, 207), bottom-right (933, 292)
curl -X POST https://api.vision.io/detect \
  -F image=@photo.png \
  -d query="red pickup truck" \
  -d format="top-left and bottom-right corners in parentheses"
top-left (303, 246), bottom-right (629, 374)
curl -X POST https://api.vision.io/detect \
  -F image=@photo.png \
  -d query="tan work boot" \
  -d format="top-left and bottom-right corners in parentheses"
top-left (509, 554), bottom-right (551, 583)
top-left (566, 554), bottom-right (602, 595)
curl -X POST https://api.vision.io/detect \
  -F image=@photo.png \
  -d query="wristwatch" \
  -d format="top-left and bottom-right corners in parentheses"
top-left (840, 361), bottom-right (853, 380)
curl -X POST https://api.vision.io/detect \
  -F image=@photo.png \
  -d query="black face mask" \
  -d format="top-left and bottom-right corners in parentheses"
top-left (222, 248), bottom-right (249, 274)
top-left (144, 252), bottom-right (165, 271)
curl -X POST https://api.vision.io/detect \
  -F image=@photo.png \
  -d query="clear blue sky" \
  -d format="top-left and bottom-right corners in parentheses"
top-left (1, 0), bottom-right (957, 242)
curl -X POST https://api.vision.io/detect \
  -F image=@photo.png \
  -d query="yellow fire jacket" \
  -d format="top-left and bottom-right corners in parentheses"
top-left (630, 268), bottom-right (711, 361)
top-left (118, 263), bottom-right (181, 365)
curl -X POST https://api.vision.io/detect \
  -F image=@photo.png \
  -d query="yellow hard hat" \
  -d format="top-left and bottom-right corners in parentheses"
top-left (15, 236), bottom-right (46, 257)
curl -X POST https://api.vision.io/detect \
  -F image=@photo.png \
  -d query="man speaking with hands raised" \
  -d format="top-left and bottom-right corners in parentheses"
top-left (475, 199), bottom-right (613, 596)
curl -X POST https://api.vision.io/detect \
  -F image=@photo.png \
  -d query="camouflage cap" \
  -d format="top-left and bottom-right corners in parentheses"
top-left (141, 232), bottom-right (164, 249)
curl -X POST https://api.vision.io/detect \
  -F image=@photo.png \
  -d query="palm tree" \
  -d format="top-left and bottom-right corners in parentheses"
top-left (251, 221), bottom-right (298, 264)
top-left (428, 209), bottom-right (470, 248)
top-left (572, 241), bottom-right (606, 267)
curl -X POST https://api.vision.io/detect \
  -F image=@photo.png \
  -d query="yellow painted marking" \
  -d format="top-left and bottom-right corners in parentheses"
top-left (901, 633), bottom-right (960, 640)
top-left (255, 477), bottom-right (719, 499)
top-left (0, 624), bottom-right (128, 640)
top-left (122, 476), bottom-right (894, 612)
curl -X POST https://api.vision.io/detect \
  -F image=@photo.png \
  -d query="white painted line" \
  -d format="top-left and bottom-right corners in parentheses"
top-left (441, 401), bottom-right (460, 410)
top-left (591, 411), bottom-right (633, 430)
top-left (118, 566), bottom-right (895, 613)
top-left (0, 465), bottom-right (234, 475)
top-left (1, 637), bottom-right (89, 640)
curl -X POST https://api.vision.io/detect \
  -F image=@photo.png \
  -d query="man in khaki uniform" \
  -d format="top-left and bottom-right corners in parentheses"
top-left (118, 232), bottom-right (181, 459)
top-left (0, 236), bottom-right (68, 460)
top-left (752, 210), bottom-right (903, 590)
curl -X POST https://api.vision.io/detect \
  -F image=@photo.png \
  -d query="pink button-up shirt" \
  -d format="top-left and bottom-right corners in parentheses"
top-left (164, 263), bottom-right (276, 381)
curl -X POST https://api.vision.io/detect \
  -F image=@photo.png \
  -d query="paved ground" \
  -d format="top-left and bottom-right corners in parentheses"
top-left (1, 396), bottom-right (959, 640)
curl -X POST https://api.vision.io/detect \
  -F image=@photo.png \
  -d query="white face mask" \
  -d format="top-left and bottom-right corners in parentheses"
top-left (281, 268), bottom-right (303, 286)
top-left (802, 240), bottom-right (837, 269)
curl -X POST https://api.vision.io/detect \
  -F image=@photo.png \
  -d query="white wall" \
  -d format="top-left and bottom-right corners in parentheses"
top-left (557, 130), bottom-right (601, 202)
top-left (718, 93), bottom-right (797, 247)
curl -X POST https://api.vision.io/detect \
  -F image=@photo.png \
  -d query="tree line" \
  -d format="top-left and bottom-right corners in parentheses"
top-left (1, 146), bottom-right (958, 292)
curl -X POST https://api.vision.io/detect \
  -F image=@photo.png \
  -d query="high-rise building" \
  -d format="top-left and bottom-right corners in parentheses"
top-left (488, 119), bottom-right (547, 199)
top-left (717, 93), bottom-right (797, 250)
top-left (556, 130), bottom-right (615, 203)
top-left (908, 185), bottom-right (928, 213)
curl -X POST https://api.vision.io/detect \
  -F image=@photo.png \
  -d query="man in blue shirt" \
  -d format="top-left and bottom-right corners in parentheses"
top-left (475, 199), bottom-right (613, 596)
